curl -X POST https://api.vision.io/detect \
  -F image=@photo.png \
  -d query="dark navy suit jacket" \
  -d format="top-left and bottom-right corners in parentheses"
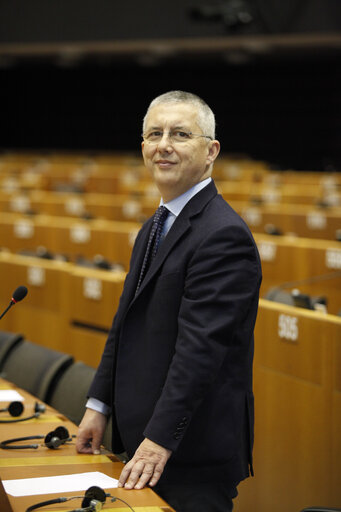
top-left (88, 180), bottom-right (262, 486)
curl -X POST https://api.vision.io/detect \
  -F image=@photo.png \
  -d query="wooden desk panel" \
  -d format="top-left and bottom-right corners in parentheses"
top-left (67, 327), bottom-right (108, 369)
top-left (218, 181), bottom-right (341, 207)
top-left (0, 253), bottom-right (70, 351)
top-left (235, 300), bottom-right (341, 512)
top-left (254, 300), bottom-right (331, 385)
top-left (67, 267), bottom-right (124, 328)
top-left (332, 331), bottom-right (341, 505)
top-left (64, 266), bottom-right (125, 366)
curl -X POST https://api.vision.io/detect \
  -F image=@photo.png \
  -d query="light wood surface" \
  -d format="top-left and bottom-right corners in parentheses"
top-left (0, 380), bottom-right (174, 511)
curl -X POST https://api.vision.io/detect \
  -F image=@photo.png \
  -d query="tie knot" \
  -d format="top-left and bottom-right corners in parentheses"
top-left (153, 205), bottom-right (169, 224)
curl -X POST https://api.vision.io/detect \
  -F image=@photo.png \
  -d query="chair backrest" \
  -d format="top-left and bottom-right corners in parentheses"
top-left (47, 361), bottom-right (96, 425)
top-left (1, 340), bottom-right (74, 401)
top-left (0, 331), bottom-right (24, 372)
top-left (301, 508), bottom-right (341, 512)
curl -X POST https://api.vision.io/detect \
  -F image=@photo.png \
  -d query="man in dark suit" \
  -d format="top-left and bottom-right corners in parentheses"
top-left (76, 91), bottom-right (262, 512)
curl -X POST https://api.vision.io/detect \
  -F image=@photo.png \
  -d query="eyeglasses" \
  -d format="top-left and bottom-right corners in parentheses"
top-left (142, 130), bottom-right (212, 144)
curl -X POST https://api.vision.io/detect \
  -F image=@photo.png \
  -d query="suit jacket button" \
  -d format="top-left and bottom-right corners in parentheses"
top-left (173, 433), bottom-right (181, 440)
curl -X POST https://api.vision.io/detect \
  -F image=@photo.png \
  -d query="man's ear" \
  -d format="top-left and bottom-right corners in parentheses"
top-left (207, 140), bottom-right (220, 165)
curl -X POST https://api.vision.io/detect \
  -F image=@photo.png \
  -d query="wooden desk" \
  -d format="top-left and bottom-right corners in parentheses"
top-left (234, 202), bottom-right (341, 241)
top-left (235, 300), bottom-right (341, 512)
top-left (0, 380), bottom-right (174, 511)
top-left (0, 212), bottom-right (140, 270)
top-left (0, 252), bottom-right (126, 365)
top-left (254, 233), bottom-right (341, 314)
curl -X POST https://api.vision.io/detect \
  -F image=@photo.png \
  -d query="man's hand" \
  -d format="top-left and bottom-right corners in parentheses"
top-left (118, 438), bottom-right (172, 490)
top-left (76, 408), bottom-right (107, 455)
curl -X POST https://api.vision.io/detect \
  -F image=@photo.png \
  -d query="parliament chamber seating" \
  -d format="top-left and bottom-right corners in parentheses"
top-left (0, 331), bottom-right (24, 371)
top-left (47, 361), bottom-right (96, 425)
top-left (300, 508), bottom-right (341, 512)
top-left (1, 339), bottom-right (74, 401)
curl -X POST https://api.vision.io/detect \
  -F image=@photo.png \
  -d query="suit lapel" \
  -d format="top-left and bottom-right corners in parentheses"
top-left (133, 180), bottom-right (218, 299)
top-left (135, 215), bottom-right (191, 297)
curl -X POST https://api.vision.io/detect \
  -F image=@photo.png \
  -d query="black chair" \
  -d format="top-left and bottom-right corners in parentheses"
top-left (47, 361), bottom-right (96, 425)
top-left (0, 330), bottom-right (24, 372)
top-left (300, 508), bottom-right (341, 512)
top-left (1, 340), bottom-right (74, 401)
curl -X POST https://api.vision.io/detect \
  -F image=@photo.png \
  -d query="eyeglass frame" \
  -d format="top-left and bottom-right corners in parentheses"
top-left (141, 129), bottom-right (213, 144)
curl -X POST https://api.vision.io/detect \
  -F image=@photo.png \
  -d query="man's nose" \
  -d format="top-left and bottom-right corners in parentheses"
top-left (157, 132), bottom-right (173, 150)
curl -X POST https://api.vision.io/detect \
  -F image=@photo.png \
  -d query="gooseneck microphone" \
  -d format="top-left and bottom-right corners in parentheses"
top-left (0, 285), bottom-right (28, 320)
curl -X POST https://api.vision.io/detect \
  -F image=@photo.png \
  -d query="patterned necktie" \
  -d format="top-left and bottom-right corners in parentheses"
top-left (136, 205), bottom-right (169, 293)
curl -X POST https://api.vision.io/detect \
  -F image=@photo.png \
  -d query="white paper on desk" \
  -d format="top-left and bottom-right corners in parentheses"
top-left (3, 471), bottom-right (118, 497)
top-left (0, 390), bottom-right (24, 402)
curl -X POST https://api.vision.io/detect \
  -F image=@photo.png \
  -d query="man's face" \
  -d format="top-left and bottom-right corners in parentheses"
top-left (142, 102), bottom-right (220, 202)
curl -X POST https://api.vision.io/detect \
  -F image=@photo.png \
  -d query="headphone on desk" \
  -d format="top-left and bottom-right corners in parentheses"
top-left (0, 426), bottom-right (75, 450)
top-left (25, 485), bottom-right (135, 511)
top-left (0, 401), bottom-right (45, 423)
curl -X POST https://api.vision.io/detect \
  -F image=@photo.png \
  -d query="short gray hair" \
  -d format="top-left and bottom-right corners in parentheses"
top-left (143, 90), bottom-right (216, 139)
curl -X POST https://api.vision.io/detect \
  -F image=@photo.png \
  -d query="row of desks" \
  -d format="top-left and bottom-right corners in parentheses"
top-left (0, 150), bottom-right (340, 186)
top-left (0, 239), bottom-right (340, 372)
top-left (0, 192), bottom-right (340, 241)
top-left (0, 188), bottom-right (340, 231)
top-left (0, 380), bottom-right (174, 511)
top-left (0, 214), bottom-right (340, 311)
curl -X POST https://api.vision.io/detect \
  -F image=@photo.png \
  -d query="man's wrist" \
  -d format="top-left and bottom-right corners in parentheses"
top-left (86, 397), bottom-right (111, 416)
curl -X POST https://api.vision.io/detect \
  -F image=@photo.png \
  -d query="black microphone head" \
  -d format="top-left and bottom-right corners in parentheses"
top-left (81, 486), bottom-right (106, 507)
top-left (12, 286), bottom-right (28, 303)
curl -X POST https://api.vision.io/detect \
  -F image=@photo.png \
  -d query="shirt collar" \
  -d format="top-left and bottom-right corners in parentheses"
top-left (160, 177), bottom-right (211, 217)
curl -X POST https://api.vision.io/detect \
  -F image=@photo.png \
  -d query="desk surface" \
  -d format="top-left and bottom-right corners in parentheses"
top-left (0, 380), bottom-right (174, 511)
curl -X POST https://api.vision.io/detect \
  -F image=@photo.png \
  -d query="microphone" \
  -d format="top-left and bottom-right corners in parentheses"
top-left (12, 286), bottom-right (28, 303)
top-left (0, 286), bottom-right (28, 320)
top-left (266, 270), bottom-right (341, 310)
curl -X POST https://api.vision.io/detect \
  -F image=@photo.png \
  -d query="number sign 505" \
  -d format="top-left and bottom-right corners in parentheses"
top-left (278, 314), bottom-right (299, 342)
